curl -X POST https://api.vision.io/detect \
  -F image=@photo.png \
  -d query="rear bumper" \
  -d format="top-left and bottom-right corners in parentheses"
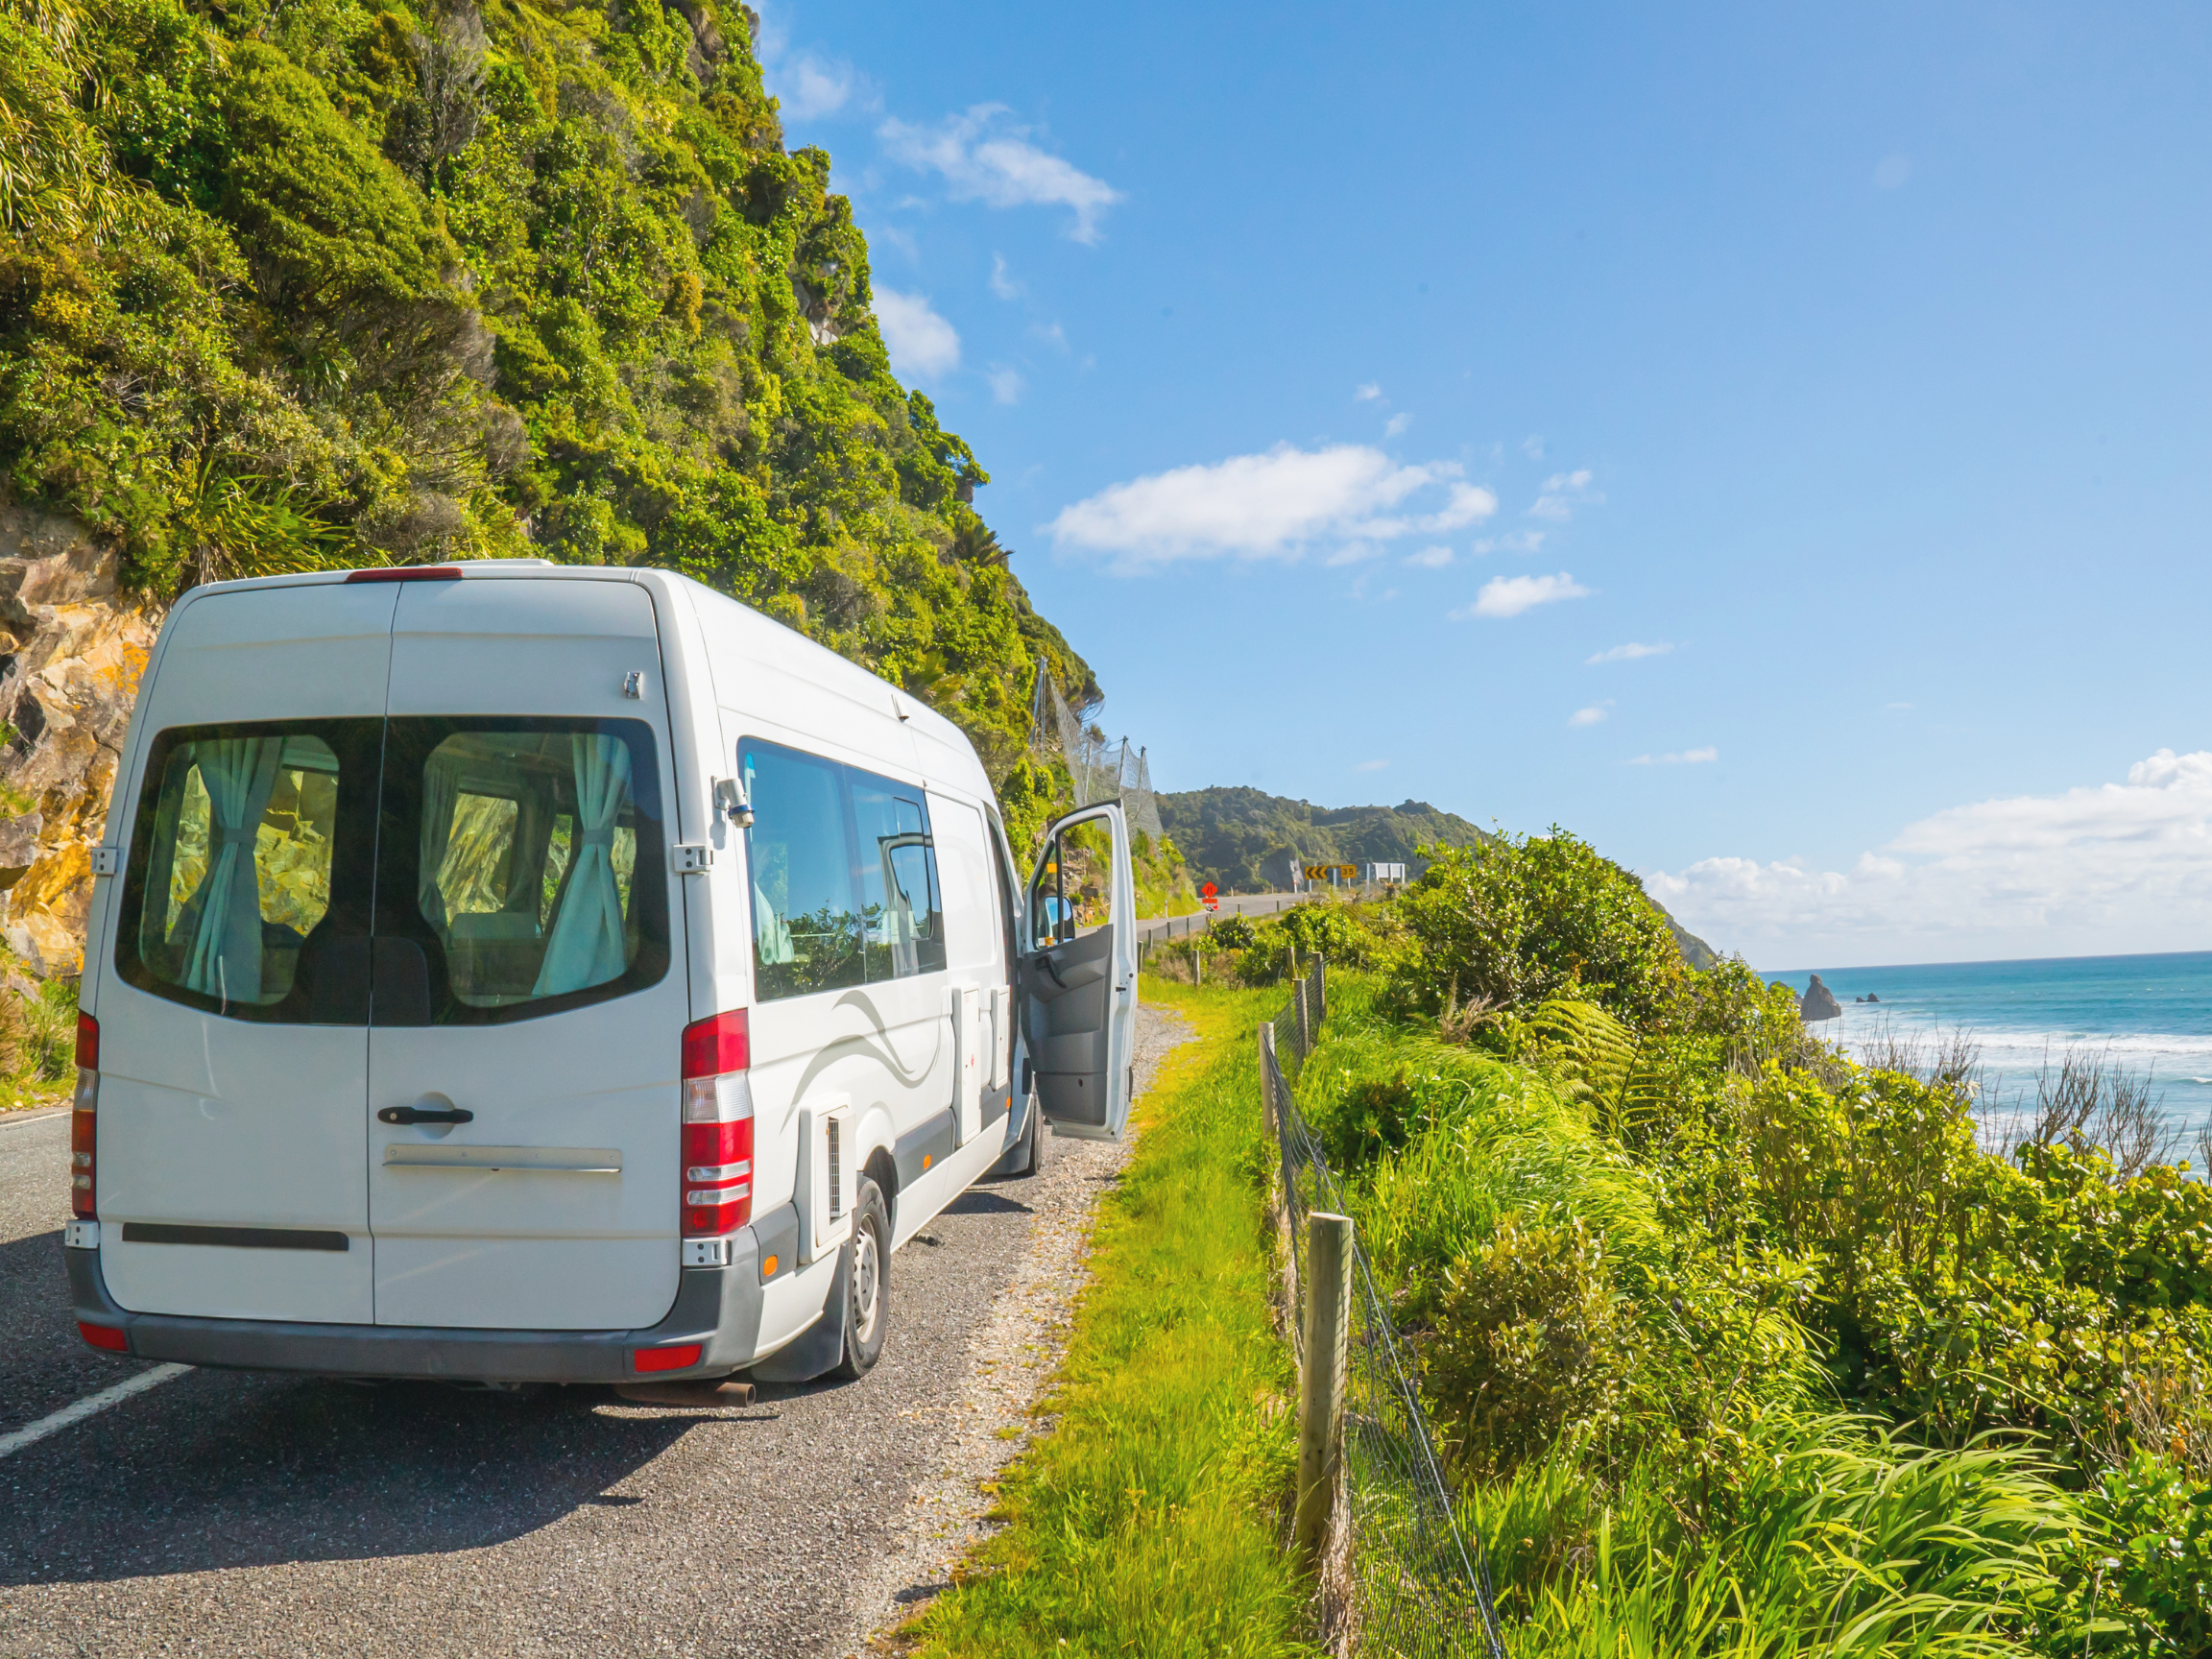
top-left (66, 1231), bottom-right (767, 1384)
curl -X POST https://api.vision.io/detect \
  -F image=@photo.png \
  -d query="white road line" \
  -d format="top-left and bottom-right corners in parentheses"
top-left (0, 1107), bottom-right (68, 1130)
top-left (0, 1364), bottom-right (192, 1460)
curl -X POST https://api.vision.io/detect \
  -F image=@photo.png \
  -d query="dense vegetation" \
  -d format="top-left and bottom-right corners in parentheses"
top-left (0, 0), bottom-right (1094, 849)
top-left (1279, 831), bottom-right (2210, 1655)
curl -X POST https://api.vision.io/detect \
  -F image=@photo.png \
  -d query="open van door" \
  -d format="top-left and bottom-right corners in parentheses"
top-left (1022, 803), bottom-right (1138, 1142)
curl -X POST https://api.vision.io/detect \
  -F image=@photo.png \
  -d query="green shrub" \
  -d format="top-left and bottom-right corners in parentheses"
top-left (1387, 830), bottom-right (1685, 1030)
top-left (1426, 1214), bottom-right (1630, 1477)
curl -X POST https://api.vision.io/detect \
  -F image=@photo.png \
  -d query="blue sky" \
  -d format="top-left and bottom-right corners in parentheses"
top-left (759, 1), bottom-right (2212, 967)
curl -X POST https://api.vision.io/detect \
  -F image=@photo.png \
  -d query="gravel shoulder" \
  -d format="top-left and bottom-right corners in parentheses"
top-left (0, 1006), bottom-right (1196, 1659)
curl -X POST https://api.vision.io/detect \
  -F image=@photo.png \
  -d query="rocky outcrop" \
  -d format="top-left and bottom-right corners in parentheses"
top-left (1799, 974), bottom-right (1842, 1022)
top-left (0, 508), bottom-right (161, 976)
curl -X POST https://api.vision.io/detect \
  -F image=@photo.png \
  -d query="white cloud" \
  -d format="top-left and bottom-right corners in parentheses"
top-left (1472, 529), bottom-right (1548, 556)
top-left (1569, 703), bottom-right (1612, 727)
top-left (1453, 571), bottom-right (1590, 620)
top-left (1325, 541), bottom-right (1384, 567)
top-left (879, 105), bottom-right (1123, 243)
top-left (989, 253), bottom-right (1022, 300)
top-left (872, 224), bottom-right (920, 263)
top-left (1355, 758), bottom-right (1390, 773)
top-left (986, 364), bottom-right (1025, 405)
top-left (874, 287), bottom-right (960, 377)
top-left (1384, 412), bottom-right (1412, 437)
top-left (1522, 435), bottom-right (1546, 460)
top-left (1530, 468), bottom-right (1602, 521)
top-left (1628, 746), bottom-right (1718, 764)
top-left (1587, 641), bottom-right (1673, 664)
top-left (1647, 749), bottom-right (2212, 964)
top-left (1405, 544), bottom-right (1454, 569)
top-left (770, 52), bottom-right (857, 120)
top-left (1045, 444), bottom-right (1497, 571)
top-left (1874, 154), bottom-right (1913, 190)
top-left (1031, 322), bottom-right (1068, 349)
top-left (1355, 382), bottom-right (1382, 402)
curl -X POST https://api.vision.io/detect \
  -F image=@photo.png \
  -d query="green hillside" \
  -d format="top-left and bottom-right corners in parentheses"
top-left (1157, 787), bottom-right (1489, 892)
top-left (1160, 785), bottom-right (1720, 963)
top-left (0, 0), bottom-right (1089, 843)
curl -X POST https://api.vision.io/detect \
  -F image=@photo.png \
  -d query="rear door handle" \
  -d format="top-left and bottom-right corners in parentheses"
top-left (378, 1106), bottom-right (475, 1125)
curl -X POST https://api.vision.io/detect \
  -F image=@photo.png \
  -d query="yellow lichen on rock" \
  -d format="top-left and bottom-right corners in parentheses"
top-left (0, 507), bottom-right (162, 977)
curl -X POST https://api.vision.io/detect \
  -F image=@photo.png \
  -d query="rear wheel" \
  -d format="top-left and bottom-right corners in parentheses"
top-left (833, 1175), bottom-right (890, 1379)
top-left (1015, 1095), bottom-right (1046, 1178)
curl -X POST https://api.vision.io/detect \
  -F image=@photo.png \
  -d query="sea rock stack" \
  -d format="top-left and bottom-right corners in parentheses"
top-left (1800, 974), bottom-right (1842, 1022)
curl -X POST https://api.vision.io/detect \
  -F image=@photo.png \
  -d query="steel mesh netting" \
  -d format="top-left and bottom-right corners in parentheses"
top-left (1266, 964), bottom-right (1508, 1659)
top-left (1029, 665), bottom-right (1166, 837)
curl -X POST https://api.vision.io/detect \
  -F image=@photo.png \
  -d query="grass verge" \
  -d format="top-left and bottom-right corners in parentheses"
top-left (896, 978), bottom-right (1318, 1658)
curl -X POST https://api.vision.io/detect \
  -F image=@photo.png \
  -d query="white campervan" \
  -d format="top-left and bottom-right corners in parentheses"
top-left (62, 562), bottom-right (1137, 1387)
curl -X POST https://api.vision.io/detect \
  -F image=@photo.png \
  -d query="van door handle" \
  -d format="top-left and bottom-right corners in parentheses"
top-left (378, 1106), bottom-right (475, 1125)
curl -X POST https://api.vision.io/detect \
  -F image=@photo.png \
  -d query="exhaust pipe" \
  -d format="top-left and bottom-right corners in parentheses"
top-left (614, 1379), bottom-right (756, 1408)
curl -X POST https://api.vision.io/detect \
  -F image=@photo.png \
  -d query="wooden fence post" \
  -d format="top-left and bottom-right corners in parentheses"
top-left (1295, 976), bottom-right (1310, 1060)
top-left (1295, 1212), bottom-right (1354, 1570)
top-left (1262, 1022), bottom-right (1299, 1346)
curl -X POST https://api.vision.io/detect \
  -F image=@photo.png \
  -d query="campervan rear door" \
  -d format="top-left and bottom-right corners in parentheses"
top-left (364, 578), bottom-right (689, 1331)
top-left (95, 582), bottom-right (393, 1324)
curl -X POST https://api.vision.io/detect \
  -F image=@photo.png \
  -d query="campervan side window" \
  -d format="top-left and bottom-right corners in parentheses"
top-left (851, 770), bottom-right (946, 981)
top-left (742, 741), bottom-right (864, 999)
top-left (740, 742), bottom-right (948, 999)
top-left (115, 719), bottom-right (382, 1023)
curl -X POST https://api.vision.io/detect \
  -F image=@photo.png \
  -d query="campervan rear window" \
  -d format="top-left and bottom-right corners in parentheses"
top-left (740, 740), bottom-right (945, 1001)
top-left (116, 719), bottom-right (382, 1022)
top-left (114, 717), bottom-right (668, 1026)
top-left (374, 718), bottom-right (670, 1024)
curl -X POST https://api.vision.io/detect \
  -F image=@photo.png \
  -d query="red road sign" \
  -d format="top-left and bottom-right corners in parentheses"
top-left (1201, 882), bottom-right (1217, 898)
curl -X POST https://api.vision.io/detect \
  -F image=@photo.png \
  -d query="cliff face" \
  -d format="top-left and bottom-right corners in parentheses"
top-left (0, 508), bottom-right (158, 974)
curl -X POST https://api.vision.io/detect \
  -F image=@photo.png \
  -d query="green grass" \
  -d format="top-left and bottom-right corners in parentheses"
top-left (899, 978), bottom-right (1319, 1659)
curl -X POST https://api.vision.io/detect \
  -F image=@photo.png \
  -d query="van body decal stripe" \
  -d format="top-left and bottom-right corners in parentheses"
top-left (120, 1224), bottom-right (351, 1252)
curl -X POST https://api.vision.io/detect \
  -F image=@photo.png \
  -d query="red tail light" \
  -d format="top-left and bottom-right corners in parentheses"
top-left (632, 1342), bottom-right (703, 1373)
top-left (681, 1010), bottom-right (753, 1238)
top-left (71, 1014), bottom-right (97, 1220)
top-left (342, 565), bottom-right (464, 583)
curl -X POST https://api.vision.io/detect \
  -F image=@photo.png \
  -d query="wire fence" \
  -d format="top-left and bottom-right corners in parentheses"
top-left (1264, 959), bottom-right (1508, 1659)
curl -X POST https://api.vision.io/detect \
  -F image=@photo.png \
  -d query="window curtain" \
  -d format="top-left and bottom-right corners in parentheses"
top-left (754, 879), bottom-right (795, 964)
top-left (533, 733), bottom-right (632, 997)
top-left (180, 738), bottom-right (284, 1001)
top-left (418, 753), bottom-right (463, 933)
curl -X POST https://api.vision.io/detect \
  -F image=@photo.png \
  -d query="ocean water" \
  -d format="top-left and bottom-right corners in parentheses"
top-left (1767, 950), bottom-right (2212, 1149)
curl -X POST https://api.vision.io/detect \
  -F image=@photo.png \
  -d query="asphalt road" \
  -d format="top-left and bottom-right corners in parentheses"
top-left (0, 1010), bottom-right (1180, 1658)
top-left (1133, 891), bottom-right (1310, 942)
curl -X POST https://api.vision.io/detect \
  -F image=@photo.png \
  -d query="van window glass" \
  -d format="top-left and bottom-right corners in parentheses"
top-left (741, 740), bottom-right (863, 999)
top-left (1031, 818), bottom-right (1115, 945)
top-left (850, 771), bottom-right (945, 980)
top-left (115, 720), bottom-right (381, 1023)
top-left (377, 719), bottom-right (669, 1024)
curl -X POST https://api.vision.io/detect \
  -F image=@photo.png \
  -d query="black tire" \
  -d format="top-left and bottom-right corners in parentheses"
top-left (832, 1175), bottom-right (890, 1380)
top-left (1014, 1094), bottom-right (1046, 1178)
